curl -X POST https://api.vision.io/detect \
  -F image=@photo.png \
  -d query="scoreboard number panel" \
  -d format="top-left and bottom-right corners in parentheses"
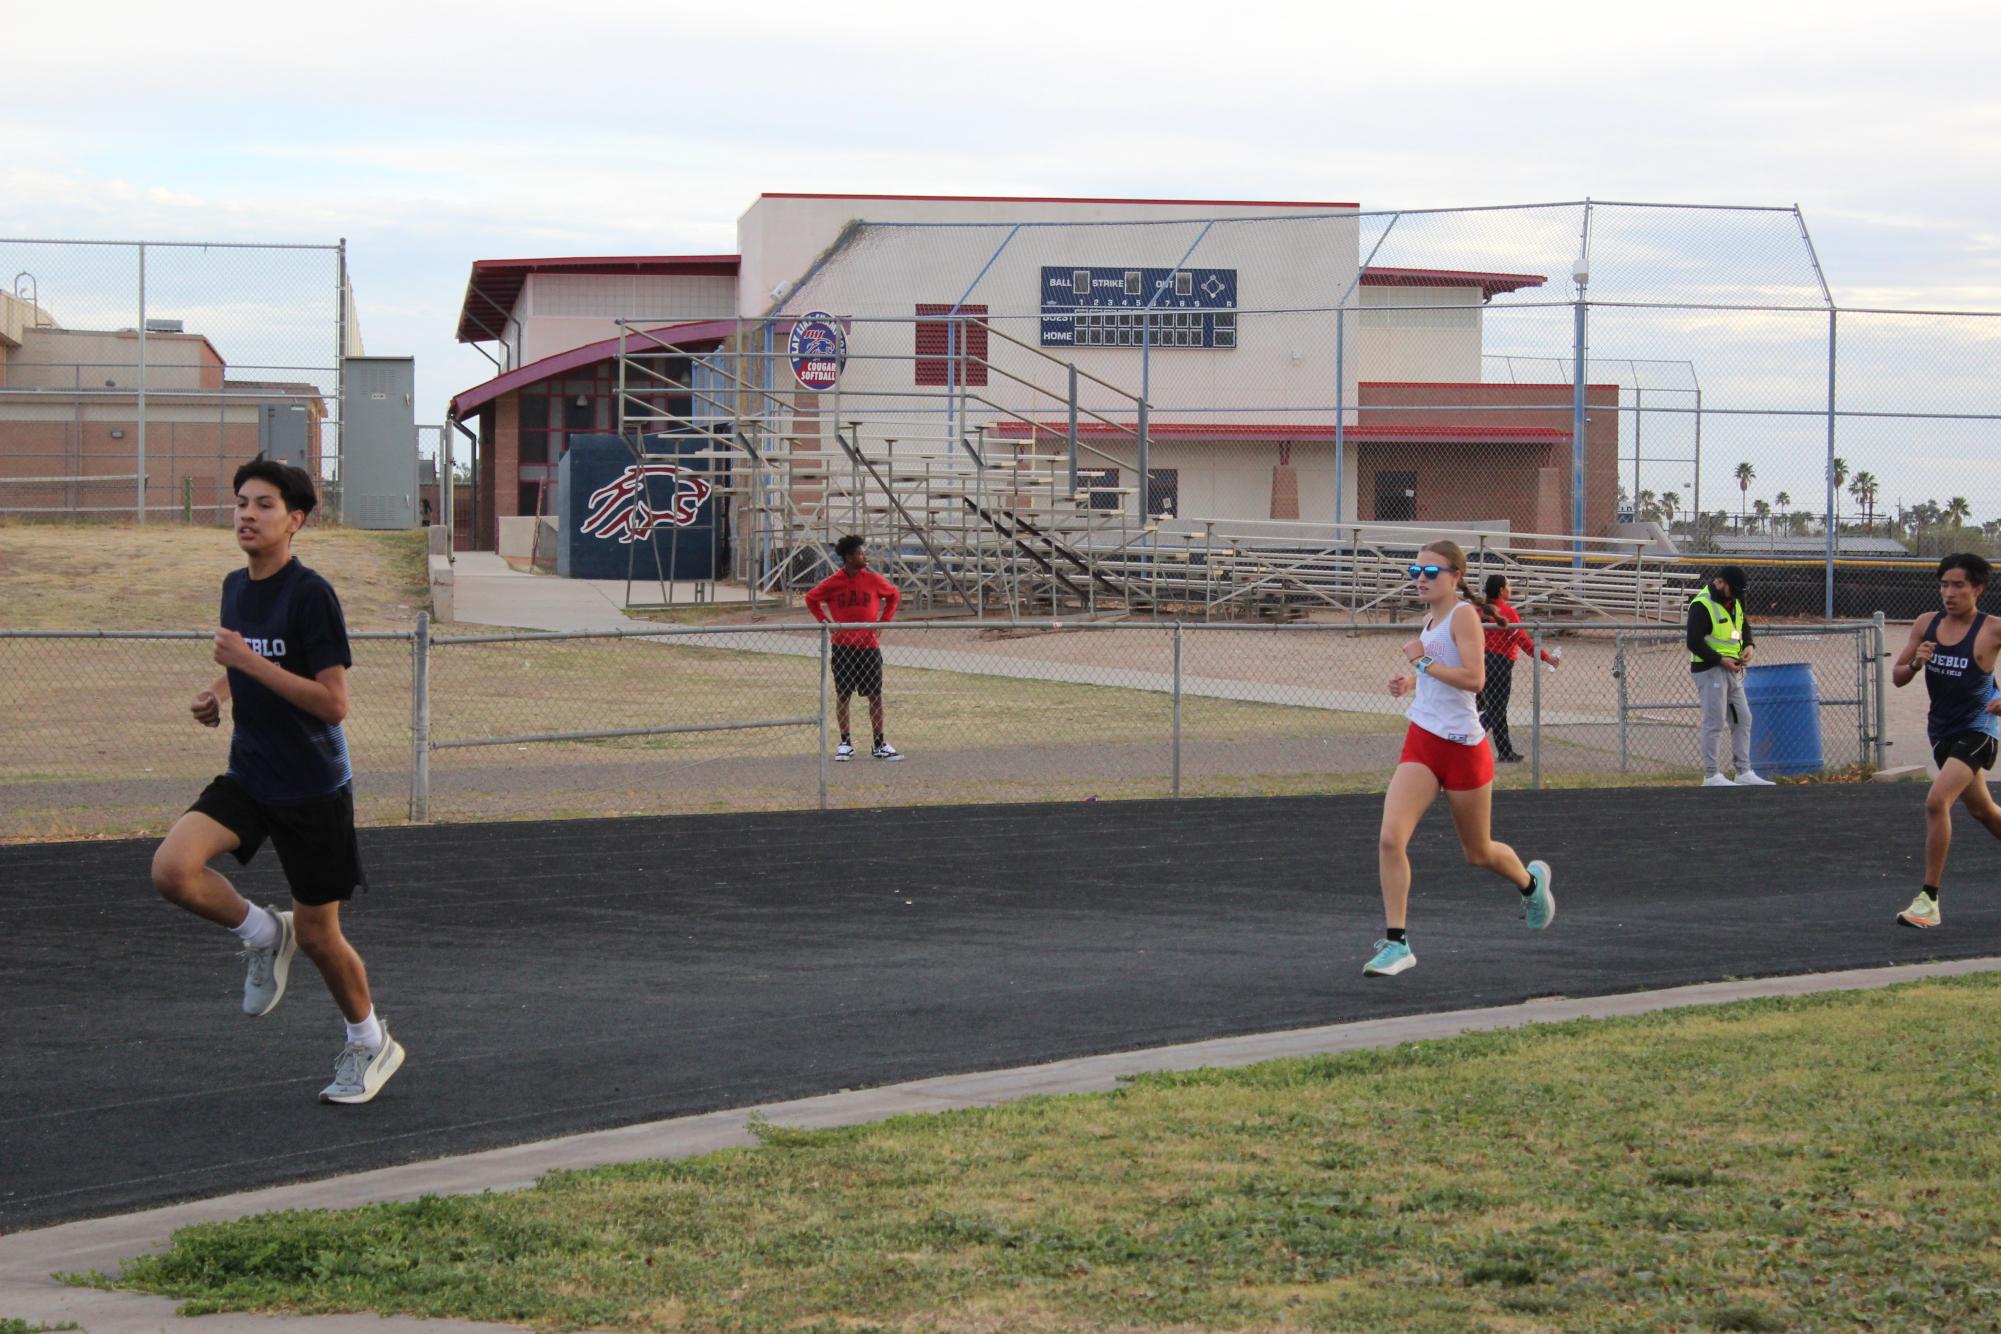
top-left (1041, 267), bottom-right (1238, 350)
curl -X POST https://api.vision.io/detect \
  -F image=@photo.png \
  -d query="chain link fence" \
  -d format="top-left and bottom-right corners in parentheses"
top-left (0, 238), bottom-right (347, 522)
top-left (606, 200), bottom-right (1999, 623)
top-left (0, 617), bottom-right (1888, 840)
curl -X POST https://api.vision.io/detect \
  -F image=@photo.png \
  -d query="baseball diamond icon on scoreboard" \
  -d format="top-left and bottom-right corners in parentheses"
top-left (1039, 267), bottom-right (1238, 349)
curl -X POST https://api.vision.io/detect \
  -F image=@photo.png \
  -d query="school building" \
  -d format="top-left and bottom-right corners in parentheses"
top-left (447, 194), bottom-right (1619, 552)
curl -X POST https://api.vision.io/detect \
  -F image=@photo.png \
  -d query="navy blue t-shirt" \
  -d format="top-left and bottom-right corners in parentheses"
top-left (220, 558), bottom-right (354, 804)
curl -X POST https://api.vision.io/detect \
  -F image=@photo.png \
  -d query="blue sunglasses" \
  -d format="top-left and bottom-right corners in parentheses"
top-left (1406, 563), bottom-right (1446, 579)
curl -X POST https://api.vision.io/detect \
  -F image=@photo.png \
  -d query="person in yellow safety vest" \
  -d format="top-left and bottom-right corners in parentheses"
top-left (1688, 565), bottom-right (1776, 787)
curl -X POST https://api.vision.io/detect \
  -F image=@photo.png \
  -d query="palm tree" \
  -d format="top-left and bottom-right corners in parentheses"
top-left (1775, 491), bottom-right (1791, 533)
top-left (1753, 498), bottom-right (1772, 539)
top-left (1850, 472), bottom-right (1879, 536)
top-left (1638, 489), bottom-right (1659, 524)
top-left (1831, 457), bottom-right (1849, 530)
top-left (1945, 496), bottom-right (1973, 531)
top-left (1735, 461), bottom-right (1756, 533)
top-left (1661, 491), bottom-right (1680, 532)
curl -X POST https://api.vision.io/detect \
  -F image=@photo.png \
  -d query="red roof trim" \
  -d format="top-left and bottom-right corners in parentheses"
top-left (991, 422), bottom-right (1571, 443)
top-left (759, 192), bottom-right (1358, 208)
top-left (449, 320), bottom-right (736, 417)
top-left (1363, 380), bottom-right (1622, 391)
top-left (1361, 267), bottom-right (1548, 299)
top-left (470, 255), bottom-right (740, 273)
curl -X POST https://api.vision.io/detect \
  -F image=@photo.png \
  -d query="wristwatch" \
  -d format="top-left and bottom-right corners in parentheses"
top-left (1413, 654), bottom-right (1436, 676)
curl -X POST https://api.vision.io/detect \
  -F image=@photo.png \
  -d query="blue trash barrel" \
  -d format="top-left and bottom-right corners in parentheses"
top-left (1744, 661), bottom-right (1824, 776)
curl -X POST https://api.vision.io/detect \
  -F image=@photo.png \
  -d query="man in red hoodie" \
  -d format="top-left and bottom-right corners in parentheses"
top-left (805, 535), bottom-right (905, 761)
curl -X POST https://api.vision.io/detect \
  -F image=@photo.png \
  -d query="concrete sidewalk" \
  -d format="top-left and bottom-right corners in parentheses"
top-left (6, 955), bottom-right (1996, 1333)
top-left (446, 550), bottom-right (763, 632)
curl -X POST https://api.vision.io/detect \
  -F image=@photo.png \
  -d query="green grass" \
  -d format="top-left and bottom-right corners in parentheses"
top-left (0, 1321), bottom-right (79, 1333)
top-left (82, 975), bottom-right (2001, 1332)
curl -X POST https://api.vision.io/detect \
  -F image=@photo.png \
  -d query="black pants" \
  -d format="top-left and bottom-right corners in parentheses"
top-left (1478, 651), bottom-right (1518, 758)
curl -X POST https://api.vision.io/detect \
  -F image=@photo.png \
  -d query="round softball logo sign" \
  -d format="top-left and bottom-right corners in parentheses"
top-left (788, 313), bottom-right (847, 392)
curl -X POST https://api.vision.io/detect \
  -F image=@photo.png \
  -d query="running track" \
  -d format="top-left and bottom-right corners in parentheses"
top-left (3, 784), bottom-right (1996, 1231)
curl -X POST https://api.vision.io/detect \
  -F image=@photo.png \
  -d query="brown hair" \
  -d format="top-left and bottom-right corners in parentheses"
top-left (1420, 539), bottom-right (1499, 621)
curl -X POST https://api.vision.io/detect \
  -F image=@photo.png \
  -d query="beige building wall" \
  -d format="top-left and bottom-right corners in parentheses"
top-left (6, 328), bottom-right (224, 391)
top-left (516, 273), bottom-right (737, 365)
top-left (1356, 285), bottom-right (1484, 383)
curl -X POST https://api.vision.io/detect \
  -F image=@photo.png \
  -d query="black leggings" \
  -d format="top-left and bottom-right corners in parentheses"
top-left (1478, 651), bottom-right (1518, 758)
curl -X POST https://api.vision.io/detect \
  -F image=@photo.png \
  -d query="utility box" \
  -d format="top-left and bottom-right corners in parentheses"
top-left (257, 402), bottom-right (311, 471)
top-left (341, 356), bottom-right (418, 529)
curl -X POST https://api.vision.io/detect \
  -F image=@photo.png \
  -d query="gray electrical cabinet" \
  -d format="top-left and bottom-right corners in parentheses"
top-left (340, 356), bottom-right (418, 530)
top-left (257, 402), bottom-right (311, 471)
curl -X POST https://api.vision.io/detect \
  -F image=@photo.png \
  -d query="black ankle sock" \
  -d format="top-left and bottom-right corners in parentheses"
top-left (873, 734), bottom-right (886, 748)
top-left (1386, 927), bottom-right (1407, 944)
top-left (841, 733), bottom-right (851, 743)
top-left (1518, 877), bottom-right (1537, 895)
top-left (1923, 884), bottom-right (1940, 902)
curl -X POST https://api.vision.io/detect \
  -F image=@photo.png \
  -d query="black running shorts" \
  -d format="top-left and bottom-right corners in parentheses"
top-left (189, 774), bottom-right (366, 906)
top-left (1931, 730), bottom-right (1999, 775)
top-left (830, 644), bottom-right (885, 699)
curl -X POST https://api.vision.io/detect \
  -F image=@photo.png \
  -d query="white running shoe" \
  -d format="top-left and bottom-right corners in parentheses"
top-left (240, 907), bottom-right (296, 1017)
top-left (1734, 770), bottom-right (1777, 786)
top-left (834, 741), bottom-right (855, 762)
top-left (871, 742), bottom-right (905, 762)
top-left (1701, 774), bottom-right (1736, 788)
top-left (320, 1021), bottom-right (406, 1105)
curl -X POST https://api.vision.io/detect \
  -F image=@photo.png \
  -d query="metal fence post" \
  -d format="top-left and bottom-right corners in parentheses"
top-left (1872, 610), bottom-right (1889, 769)
top-left (1171, 621), bottom-right (1183, 798)
top-left (818, 623), bottom-right (830, 811)
top-left (136, 242), bottom-right (147, 523)
top-left (410, 612), bottom-right (430, 822)
top-left (1614, 634), bottom-right (1629, 773)
top-left (1530, 623), bottom-right (1544, 789)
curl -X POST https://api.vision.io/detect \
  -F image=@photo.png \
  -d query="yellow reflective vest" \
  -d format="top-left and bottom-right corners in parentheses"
top-left (1690, 590), bottom-right (1745, 663)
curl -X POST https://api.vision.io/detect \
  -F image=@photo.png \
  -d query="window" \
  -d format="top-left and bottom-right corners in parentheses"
top-left (1076, 467), bottom-right (1122, 511)
top-left (1146, 468), bottom-right (1179, 519)
top-left (915, 304), bottom-right (989, 386)
top-left (519, 393), bottom-right (550, 465)
top-left (564, 394), bottom-right (596, 433)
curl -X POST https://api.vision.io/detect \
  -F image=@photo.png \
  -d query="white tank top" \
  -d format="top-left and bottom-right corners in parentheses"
top-left (1407, 603), bottom-right (1485, 746)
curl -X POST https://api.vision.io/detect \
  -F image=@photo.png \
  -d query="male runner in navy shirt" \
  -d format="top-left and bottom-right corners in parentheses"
top-left (149, 459), bottom-right (405, 1104)
top-left (1889, 552), bottom-right (2001, 928)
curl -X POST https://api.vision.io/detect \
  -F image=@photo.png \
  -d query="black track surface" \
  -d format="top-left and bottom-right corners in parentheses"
top-left (5, 785), bottom-right (1997, 1232)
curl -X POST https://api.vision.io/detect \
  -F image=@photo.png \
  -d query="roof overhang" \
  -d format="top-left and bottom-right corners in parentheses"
top-left (992, 422), bottom-right (1572, 444)
top-left (1361, 267), bottom-right (1548, 300)
top-left (449, 319), bottom-right (736, 418)
top-left (456, 256), bottom-right (740, 343)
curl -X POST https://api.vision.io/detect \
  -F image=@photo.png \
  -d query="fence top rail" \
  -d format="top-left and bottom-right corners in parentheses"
top-left (0, 629), bottom-right (416, 642)
top-left (420, 618), bottom-right (1884, 646)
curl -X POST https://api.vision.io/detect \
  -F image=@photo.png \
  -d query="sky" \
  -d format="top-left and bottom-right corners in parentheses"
top-left (5, 0), bottom-right (1999, 513)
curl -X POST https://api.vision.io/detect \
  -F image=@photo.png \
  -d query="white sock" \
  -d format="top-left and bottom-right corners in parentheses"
top-left (345, 1009), bottom-right (384, 1052)
top-left (229, 903), bottom-right (281, 952)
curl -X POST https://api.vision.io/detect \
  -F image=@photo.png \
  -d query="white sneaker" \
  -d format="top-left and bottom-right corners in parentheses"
top-left (320, 1021), bottom-right (406, 1105)
top-left (1735, 770), bottom-right (1777, 786)
top-left (1702, 774), bottom-right (1736, 788)
top-left (834, 741), bottom-right (855, 762)
top-left (871, 743), bottom-right (905, 762)
top-left (240, 907), bottom-right (296, 1017)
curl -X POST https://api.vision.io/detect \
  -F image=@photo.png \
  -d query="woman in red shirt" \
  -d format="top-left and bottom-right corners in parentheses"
top-left (1477, 574), bottom-right (1560, 762)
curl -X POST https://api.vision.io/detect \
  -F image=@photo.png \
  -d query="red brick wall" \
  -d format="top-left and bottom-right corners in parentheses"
top-left (1355, 382), bottom-right (1620, 540)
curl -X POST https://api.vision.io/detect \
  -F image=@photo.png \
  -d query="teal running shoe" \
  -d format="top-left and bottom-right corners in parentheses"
top-left (1523, 860), bottom-right (1555, 930)
top-left (1363, 938), bottom-right (1415, 977)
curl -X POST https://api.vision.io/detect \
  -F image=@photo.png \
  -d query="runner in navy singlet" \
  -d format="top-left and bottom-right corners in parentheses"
top-left (1888, 552), bottom-right (2001, 928)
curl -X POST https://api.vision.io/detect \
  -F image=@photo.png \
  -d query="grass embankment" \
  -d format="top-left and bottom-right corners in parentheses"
top-left (88, 975), bottom-right (2001, 1332)
top-left (0, 519), bottom-right (431, 630)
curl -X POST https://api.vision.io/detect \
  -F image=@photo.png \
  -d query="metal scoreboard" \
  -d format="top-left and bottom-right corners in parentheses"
top-left (1039, 266), bottom-right (1238, 350)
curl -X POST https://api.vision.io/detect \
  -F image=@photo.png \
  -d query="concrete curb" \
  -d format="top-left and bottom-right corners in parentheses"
top-left (6, 955), bottom-right (1997, 1333)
